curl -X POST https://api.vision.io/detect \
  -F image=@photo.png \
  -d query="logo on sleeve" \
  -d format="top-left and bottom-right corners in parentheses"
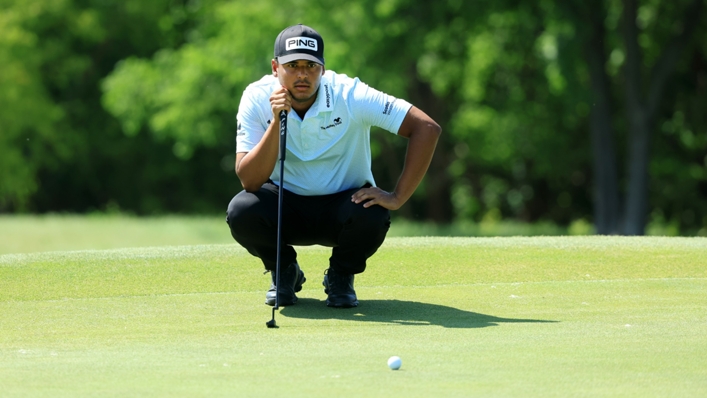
top-left (382, 97), bottom-right (397, 115)
top-left (237, 122), bottom-right (244, 136)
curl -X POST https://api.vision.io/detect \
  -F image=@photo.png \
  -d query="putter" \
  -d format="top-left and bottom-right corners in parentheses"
top-left (266, 109), bottom-right (288, 329)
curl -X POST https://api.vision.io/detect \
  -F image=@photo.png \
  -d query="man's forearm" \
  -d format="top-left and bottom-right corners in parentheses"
top-left (393, 122), bottom-right (441, 206)
top-left (236, 122), bottom-right (281, 191)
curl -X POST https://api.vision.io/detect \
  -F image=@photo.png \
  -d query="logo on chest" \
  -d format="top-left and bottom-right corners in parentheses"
top-left (321, 116), bottom-right (343, 130)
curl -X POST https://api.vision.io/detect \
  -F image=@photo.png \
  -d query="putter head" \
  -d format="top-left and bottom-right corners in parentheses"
top-left (266, 307), bottom-right (279, 328)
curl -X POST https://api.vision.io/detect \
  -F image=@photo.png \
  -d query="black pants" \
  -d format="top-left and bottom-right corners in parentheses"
top-left (226, 182), bottom-right (390, 275)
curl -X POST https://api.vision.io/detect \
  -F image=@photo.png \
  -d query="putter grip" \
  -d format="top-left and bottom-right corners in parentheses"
top-left (279, 110), bottom-right (287, 161)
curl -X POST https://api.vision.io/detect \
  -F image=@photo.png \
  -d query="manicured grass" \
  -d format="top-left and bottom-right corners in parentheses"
top-left (1, 237), bottom-right (706, 397)
top-left (0, 214), bottom-right (578, 255)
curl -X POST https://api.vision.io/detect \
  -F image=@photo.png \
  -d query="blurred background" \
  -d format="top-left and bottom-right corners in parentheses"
top-left (1, 0), bottom-right (706, 243)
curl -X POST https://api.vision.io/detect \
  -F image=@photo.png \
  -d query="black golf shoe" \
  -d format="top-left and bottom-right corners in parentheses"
top-left (265, 262), bottom-right (306, 306)
top-left (322, 268), bottom-right (358, 308)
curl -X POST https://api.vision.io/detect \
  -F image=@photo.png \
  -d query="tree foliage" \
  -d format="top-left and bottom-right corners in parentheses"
top-left (0, 0), bottom-right (68, 209)
top-left (1, 0), bottom-right (706, 235)
top-left (1, 0), bottom-right (237, 214)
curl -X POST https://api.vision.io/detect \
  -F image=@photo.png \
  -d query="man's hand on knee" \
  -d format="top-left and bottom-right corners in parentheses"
top-left (351, 187), bottom-right (402, 210)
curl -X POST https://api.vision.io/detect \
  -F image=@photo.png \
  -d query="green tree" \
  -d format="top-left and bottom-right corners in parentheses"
top-left (0, 0), bottom-right (68, 210)
top-left (4, 0), bottom-right (700, 235)
top-left (103, 1), bottom-right (289, 161)
top-left (0, 0), bottom-right (236, 214)
top-left (566, 0), bottom-right (705, 234)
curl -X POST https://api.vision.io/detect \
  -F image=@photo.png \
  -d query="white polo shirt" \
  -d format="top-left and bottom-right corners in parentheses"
top-left (236, 70), bottom-right (412, 196)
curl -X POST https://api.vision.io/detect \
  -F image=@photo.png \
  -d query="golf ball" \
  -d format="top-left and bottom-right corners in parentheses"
top-left (387, 356), bottom-right (402, 370)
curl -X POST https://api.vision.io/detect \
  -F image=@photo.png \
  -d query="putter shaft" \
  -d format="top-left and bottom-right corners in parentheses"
top-left (267, 109), bottom-right (287, 328)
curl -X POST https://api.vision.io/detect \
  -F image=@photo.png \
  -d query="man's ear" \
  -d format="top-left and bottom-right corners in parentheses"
top-left (271, 59), bottom-right (278, 76)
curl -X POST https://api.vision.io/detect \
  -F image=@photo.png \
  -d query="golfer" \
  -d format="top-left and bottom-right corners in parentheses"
top-left (226, 24), bottom-right (441, 308)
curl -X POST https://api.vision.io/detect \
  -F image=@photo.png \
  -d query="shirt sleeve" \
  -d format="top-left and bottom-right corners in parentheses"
top-left (348, 78), bottom-right (413, 134)
top-left (235, 86), bottom-right (267, 153)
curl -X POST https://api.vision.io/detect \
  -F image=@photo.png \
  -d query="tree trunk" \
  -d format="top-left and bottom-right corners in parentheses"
top-left (623, 113), bottom-right (651, 235)
top-left (586, 2), bottom-right (621, 235)
top-left (408, 68), bottom-right (454, 223)
top-left (621, 0), bottom-right (704, 235)
top-left (621, 0), bottom-right (648, 235)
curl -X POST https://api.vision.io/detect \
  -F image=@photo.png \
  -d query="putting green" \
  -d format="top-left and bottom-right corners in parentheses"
top-left (1, 237), bottom-right (706, 397)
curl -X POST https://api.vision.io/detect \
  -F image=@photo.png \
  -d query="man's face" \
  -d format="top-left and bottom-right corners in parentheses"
top-left (272, 59), bottom-right (325, 105)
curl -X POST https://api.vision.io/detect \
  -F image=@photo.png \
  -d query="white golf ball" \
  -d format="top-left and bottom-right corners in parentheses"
top-left (387, 356), bottom-right (402, 370)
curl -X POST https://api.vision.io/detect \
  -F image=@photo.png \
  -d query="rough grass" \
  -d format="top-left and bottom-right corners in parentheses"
top-left (0, 215), bottom-right (233, 254)
top-left (1, 237), bottom-right (706, 397)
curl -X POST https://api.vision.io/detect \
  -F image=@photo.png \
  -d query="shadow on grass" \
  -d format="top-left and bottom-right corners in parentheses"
top-left (281, 298), bottom-right (558, 329)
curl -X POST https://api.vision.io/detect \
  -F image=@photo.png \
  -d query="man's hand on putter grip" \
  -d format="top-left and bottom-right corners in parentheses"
top-left (269, 86), bottom-right (292, 118)
top-left (351, 187), bottom-right (402, 211)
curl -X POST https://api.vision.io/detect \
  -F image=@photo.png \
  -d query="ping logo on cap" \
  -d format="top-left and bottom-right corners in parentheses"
top-left (286, 37), bottom-right (318, 52)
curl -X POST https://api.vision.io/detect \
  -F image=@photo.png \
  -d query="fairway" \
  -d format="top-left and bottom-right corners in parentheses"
top-left (1, 237), bottom-right (706, 397)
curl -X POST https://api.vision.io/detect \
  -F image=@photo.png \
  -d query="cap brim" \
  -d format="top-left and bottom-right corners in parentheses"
top-left (277, 53), bottom-right (324, 65)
